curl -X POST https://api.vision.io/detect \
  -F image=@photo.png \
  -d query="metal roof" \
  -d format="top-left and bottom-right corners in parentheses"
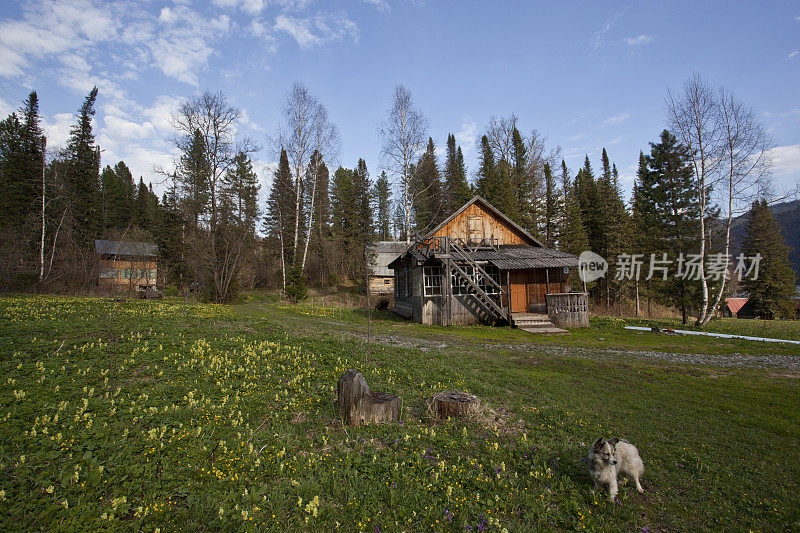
top-left (370, 241), bottom-right (410, 276)
top-left (471, 245), bottom-right (579, 269)
top-left (94, 240), bottom-right (158, 257)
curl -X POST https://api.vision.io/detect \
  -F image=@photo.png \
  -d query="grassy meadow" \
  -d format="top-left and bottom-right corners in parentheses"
top-left (1, 294), bottom-right (799, 531)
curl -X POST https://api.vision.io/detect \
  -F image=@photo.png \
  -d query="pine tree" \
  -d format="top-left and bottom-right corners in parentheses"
top-left (221, 151), bottom-right (260, 235)
top-left (266, 149), bottom-right (296, 285)
top-left (178, 129), bottom-right (210, 228)
top-left (412, 137), bottom-right (442, 232)
top-left (559, 168), bottom-right (589, 290)
top-left (742, 199), bottom-right (797, 318)
top-left (631, 151), bottom-right (660, 316)
top-left (353, 159), bottom-right (374, 279)
top-left (476, 135), bottom-right (515, 215)
top-left (373, 171), bottom-right (392, 240)
top-left (574, 155), bottom-right (599, 253)
top-left (510, 127), bottom-right (534, 232)
top-left (0, 112), bottom-right (24, 230)
top-left (64, 86), bottom-right (101, 241)
top-left (542, 162), bottom-right (560, 248)
top-left (442, 133), bottom-right (471, 213)
top-left (646, 130), bottom-right (701, 323)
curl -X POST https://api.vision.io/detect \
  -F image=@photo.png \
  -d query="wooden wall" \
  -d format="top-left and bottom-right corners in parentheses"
top-left (99, 258), bottom-right (157, 290)
top-left (432, 202), bottom-right (536, 246)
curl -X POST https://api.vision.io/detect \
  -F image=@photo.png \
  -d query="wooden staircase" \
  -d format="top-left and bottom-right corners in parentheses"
top-left (447, 239), bottom-right (508, 322)
top-left (511, 313), bottom-right (568, 334)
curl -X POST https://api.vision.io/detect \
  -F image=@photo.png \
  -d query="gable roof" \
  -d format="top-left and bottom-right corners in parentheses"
top-left (421, 195), bottom-right (544, 247)
top-left (95, 240), bottom-right (158, 257)
top-left (724, 297), bottom-right (749, 315)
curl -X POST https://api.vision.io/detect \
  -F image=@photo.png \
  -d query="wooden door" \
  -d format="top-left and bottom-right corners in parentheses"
top-left (527, 269), bottom-right (547, 313)
top-left (467, 216), bottom-right (483, 243)
top-left (509, 270), bottom-right (528, 313)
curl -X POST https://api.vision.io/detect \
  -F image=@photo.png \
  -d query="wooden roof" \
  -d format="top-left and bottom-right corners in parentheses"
top-left (421, 196), bottom-right (544, 247)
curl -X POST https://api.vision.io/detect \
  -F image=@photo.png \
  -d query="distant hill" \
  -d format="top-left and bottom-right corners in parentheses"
top-left (730, 199), bottom-right (800, 279)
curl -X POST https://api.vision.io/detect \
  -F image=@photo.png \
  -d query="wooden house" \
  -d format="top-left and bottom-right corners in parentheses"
top-left (95, 240), bottom-right (159, 292)
top-left (388, 196), bottom-right (588, 332)
top-left (368, 241), bottom-right (408, 304)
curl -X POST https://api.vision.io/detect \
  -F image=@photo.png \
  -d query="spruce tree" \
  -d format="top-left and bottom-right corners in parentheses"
top-left (646, 130), bottom-right (701, 323)
top-left (178, 129), bottom-right (210, 228)
top-left (476, 135), bottom-right (515, 215)
top-left (373, 171), bottom-right (392, 240)
top-left (742, 199), bottom-right (797, 318)
top-left (0, 112), bottom-right (24, 230)
top-left (64, 86), bottom-right (101, 241)
top-left (559, 170), bottom-right (590, 290)
top-left (542, 162), bottom-right (560, 248)
top-left (442, 133), bottom-right (470, 213)
top-left (412, 137), bottom-right (442, 232)
top-left (221, 151), bottom-right (260, 234)
top-left (266, 149), bottom-right (296, 274)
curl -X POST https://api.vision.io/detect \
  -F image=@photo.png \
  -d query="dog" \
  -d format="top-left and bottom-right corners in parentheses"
top-left (588, 437), bottom-right (645, 500)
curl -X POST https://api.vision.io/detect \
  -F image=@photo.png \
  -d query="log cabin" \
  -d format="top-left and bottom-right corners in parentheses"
top-left (388, 196), bottom-right (589, 332)
top-left (95, 240), bottom-right (158, 292)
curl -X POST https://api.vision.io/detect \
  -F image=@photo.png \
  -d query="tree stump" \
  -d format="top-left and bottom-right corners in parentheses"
top-left (430, 390), bottom-right (479, 419)
top-left (336, 370), bottom-right (401, 427)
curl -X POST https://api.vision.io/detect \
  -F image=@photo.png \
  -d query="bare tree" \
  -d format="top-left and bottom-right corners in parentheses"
top-left (666, 74), bottom-right (724, 325)
top-left (378, 85), bottom-right (429, 243)
top-left (667, 74), bottom-right (774, 326)
top-left (170, 91), bottom-right (253, 302)
top-left (701, 86), bottom-right (772, 325)
top-left (484, 114), bottom-right (519, 163)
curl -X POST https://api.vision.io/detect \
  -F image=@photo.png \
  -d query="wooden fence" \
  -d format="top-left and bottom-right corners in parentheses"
top-left (546, 292), bottom-right (589, 329)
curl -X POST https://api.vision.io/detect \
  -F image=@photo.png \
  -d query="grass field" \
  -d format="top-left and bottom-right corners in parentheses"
top-left (1, 294), bottom-right (799, 531)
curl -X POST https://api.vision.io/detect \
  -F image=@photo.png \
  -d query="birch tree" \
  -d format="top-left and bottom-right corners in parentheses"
top-left (666, 74), bottom-right (723, 326)
top-left (701, 87), bottom-right (772, 325)
top-left (378, 85), bottom-right (428, 243)
top-left (667, 74), bottom-right (772, 326)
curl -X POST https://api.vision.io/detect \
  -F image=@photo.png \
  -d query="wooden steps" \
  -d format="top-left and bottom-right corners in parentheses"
top-left (511, 313), bottom-right (568, 335)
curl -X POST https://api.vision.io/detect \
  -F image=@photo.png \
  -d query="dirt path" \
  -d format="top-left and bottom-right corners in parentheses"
top-left (262, 310), bottom-right (800, 372)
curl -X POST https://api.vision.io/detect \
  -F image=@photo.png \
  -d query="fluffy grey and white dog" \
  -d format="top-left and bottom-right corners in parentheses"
top-left (587, 437), bottom-right (645, 500)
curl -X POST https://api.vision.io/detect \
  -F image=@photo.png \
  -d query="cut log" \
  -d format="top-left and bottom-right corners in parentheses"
top-left (336, 370), bottom-right (401, 427)
top-left (430, 390), bottom-right (479, 419)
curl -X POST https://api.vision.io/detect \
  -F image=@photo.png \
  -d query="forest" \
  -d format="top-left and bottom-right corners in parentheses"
top-left (0, 76), bottom-right (796, 322)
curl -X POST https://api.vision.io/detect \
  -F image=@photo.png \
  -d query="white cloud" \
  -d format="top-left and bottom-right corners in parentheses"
top-left (151, 5), bottom-right (231, 86)
top-left (0, 97), bottom-right (11, 118)
top-left (454, 119), bottom-right (478, 158)
top-left (274, 12), bottom-right (358, 49)
top-left (789, 51), bottom-right (799, 59)
top-left (624, 34), bottom-right (653, 46)
top-left (361, 0), bottom-right (391, 13)
top-left (43, 113), bottom-right (74, 149)
top-left (602, 112), bottom-right (631, 125)
top-left (0, 0), bottom-right (118, 78)
top-left (768, 144), bottom-right (800, 176)
top-left (567, 132), bottom-right (587, 142)
top-left (590, 10), bottom-right (623, 51)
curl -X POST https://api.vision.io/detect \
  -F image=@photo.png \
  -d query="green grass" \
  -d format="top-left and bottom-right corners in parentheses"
top-left (1, 294), bottom-right (799, 531)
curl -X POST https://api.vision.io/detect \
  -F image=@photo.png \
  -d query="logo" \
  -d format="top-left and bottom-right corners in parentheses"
top-left (578, 251), bottom-right (608, 283)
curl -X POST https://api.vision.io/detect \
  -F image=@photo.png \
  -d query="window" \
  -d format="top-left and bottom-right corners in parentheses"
top-left (395, 268), bottom-right (409, 301)
top-left (100, 267), bottom-right (117, 279)
top-left (384, 279), bottom-right (391, 285)
top-left (423, 266), bottom-right (443, 296)
top-left (451, 263), bottom-right (501, 295)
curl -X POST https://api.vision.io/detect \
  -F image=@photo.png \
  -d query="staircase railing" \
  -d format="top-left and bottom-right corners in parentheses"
top-left (447, 238), bottom-right (510, 322)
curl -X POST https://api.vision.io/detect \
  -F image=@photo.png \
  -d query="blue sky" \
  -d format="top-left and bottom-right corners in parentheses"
top-left (1, 0), bottom-right (799, 204)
